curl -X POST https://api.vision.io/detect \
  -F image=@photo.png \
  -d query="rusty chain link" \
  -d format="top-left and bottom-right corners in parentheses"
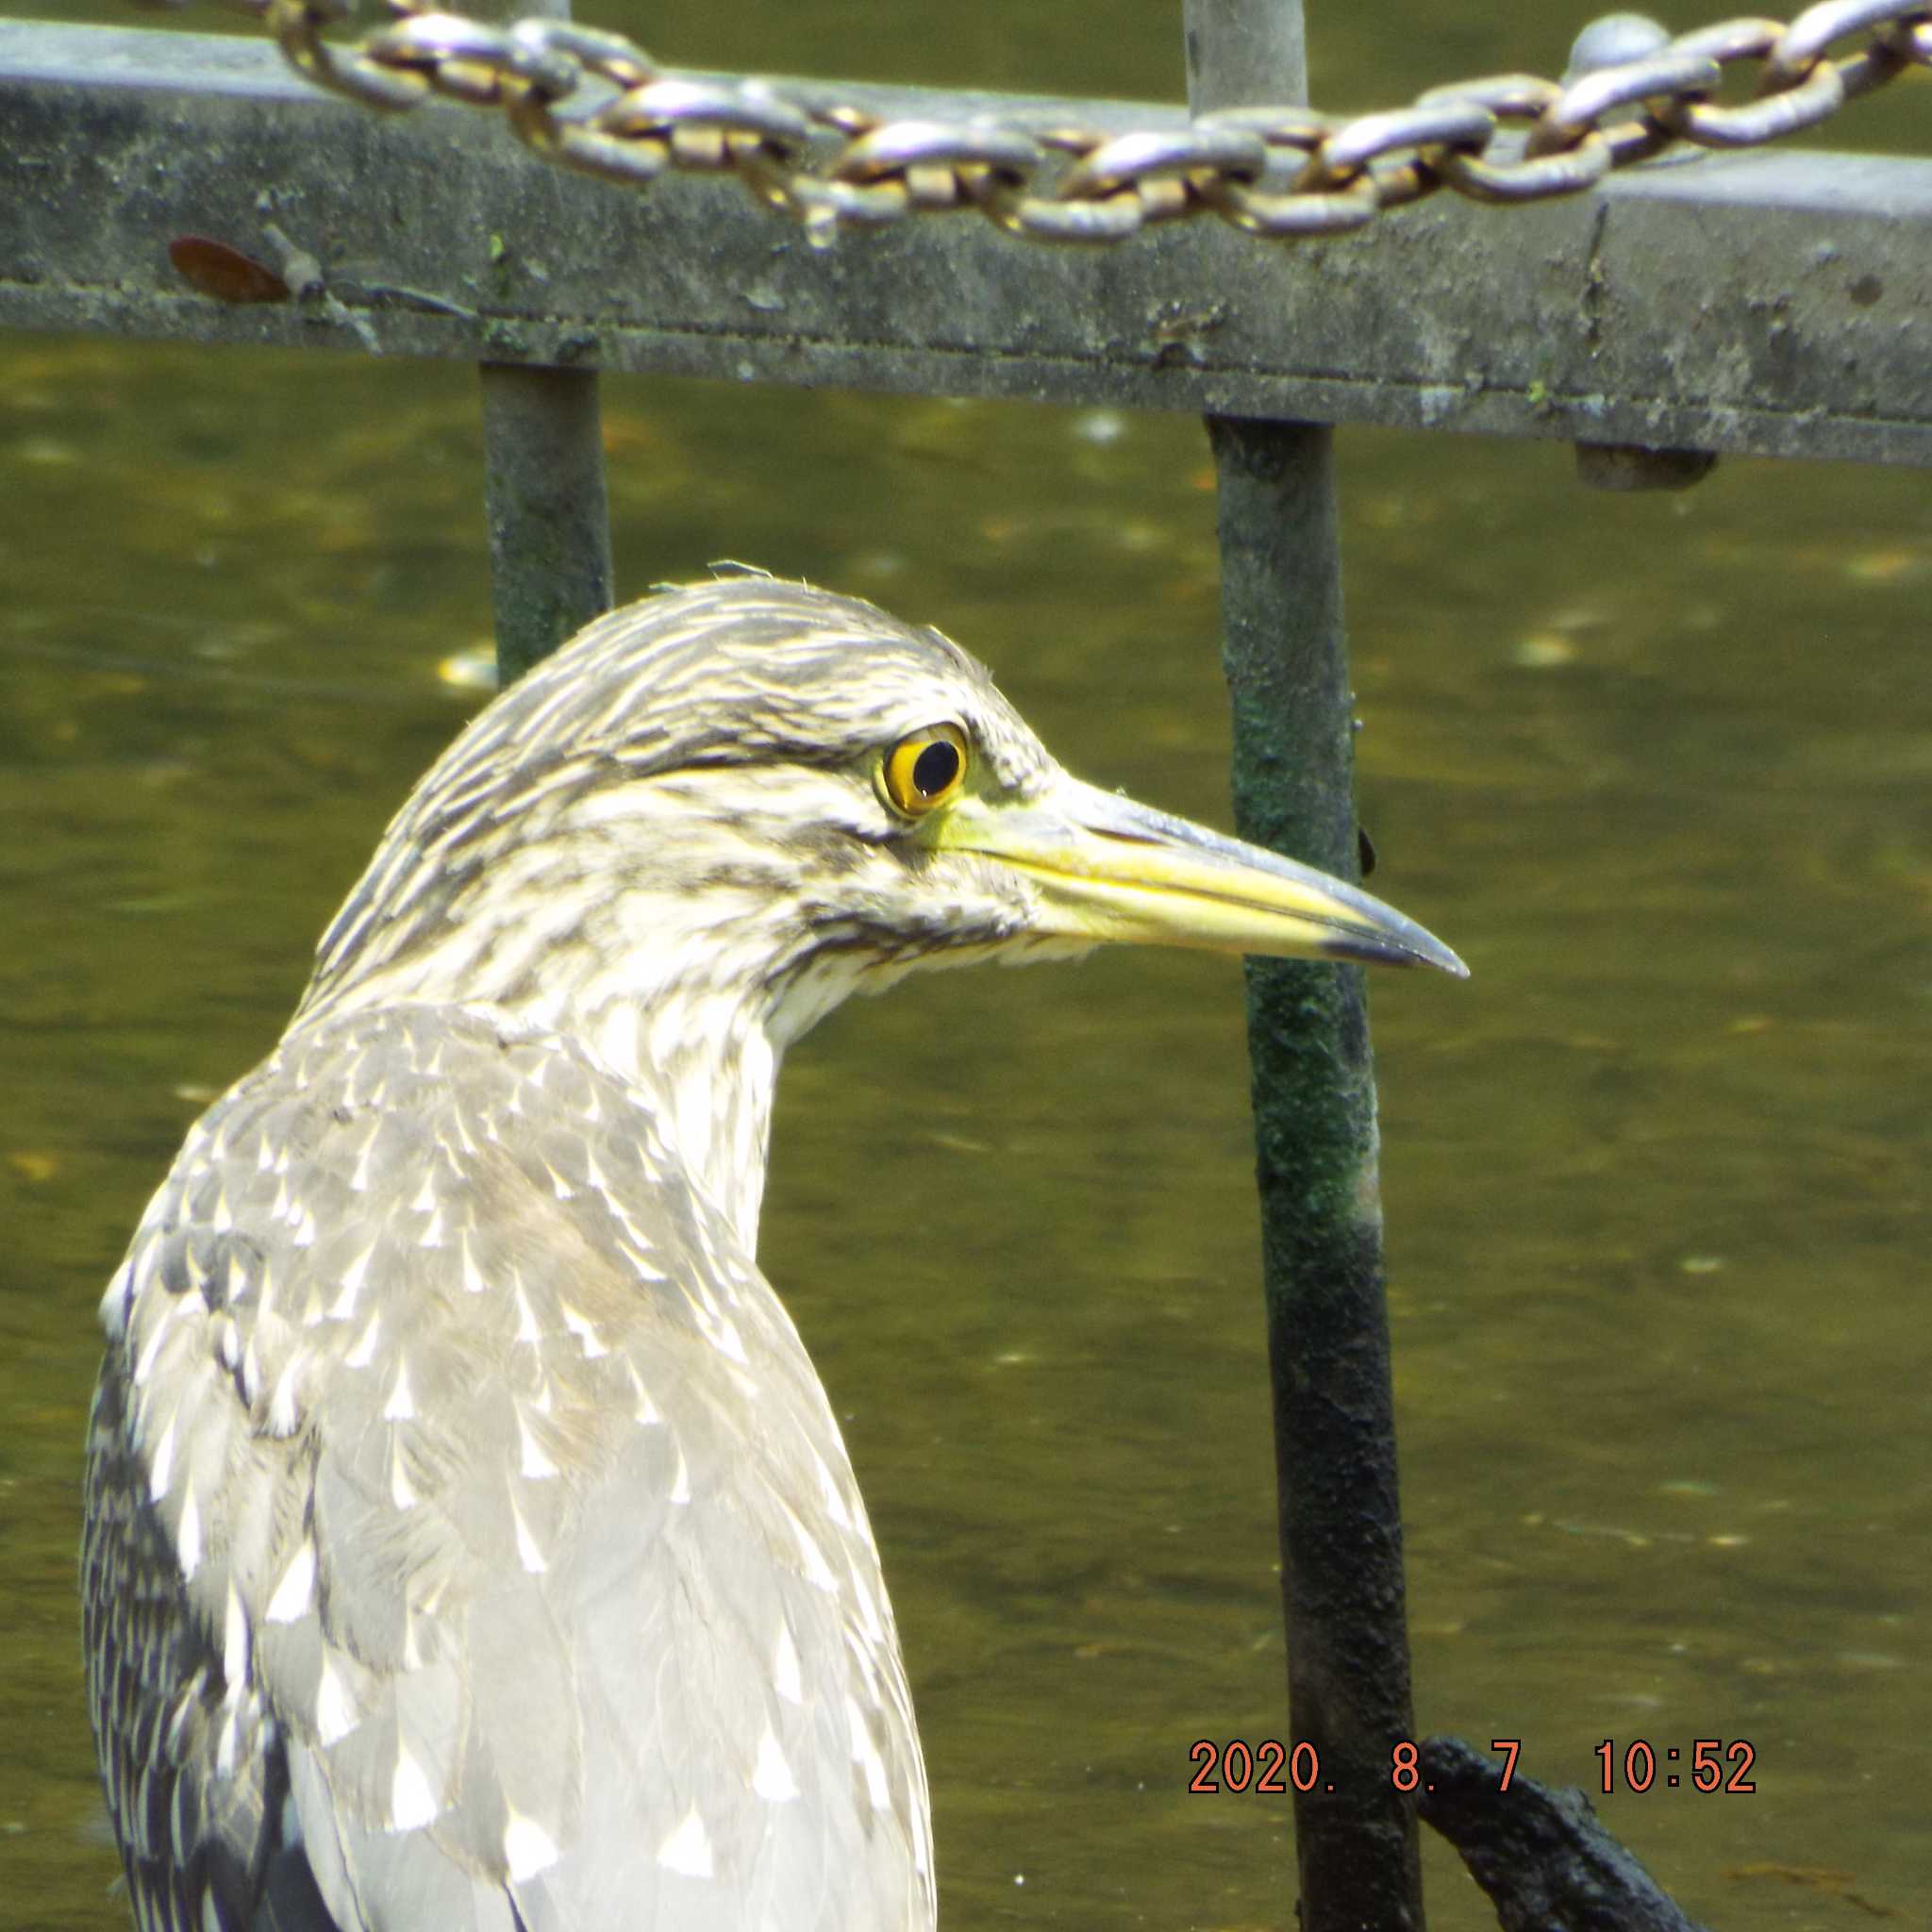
top-left (200, 0), bottom-right (1932, 242)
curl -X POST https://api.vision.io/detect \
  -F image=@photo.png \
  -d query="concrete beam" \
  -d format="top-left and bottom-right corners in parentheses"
top-left (4, 22), bottom-right (1928, 464)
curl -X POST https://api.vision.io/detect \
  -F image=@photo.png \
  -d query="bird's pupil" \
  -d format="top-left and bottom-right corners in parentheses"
top-left (911, 741), bottom-right (959, 796)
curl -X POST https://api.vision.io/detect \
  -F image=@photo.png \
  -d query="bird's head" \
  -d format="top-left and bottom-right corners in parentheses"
top-left (295, 575), bottom-right (1465, 1241)
top-left (300, 575), bottom-right (1463, 1052)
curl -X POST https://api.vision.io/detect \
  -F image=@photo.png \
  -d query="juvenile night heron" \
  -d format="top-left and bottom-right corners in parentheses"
top-left (84, 576), bottom-right (1462, 1932)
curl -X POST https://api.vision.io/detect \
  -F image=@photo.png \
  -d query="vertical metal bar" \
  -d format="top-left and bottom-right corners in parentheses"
top-left (475, 0), bottom-right (613, 683)
top-left (1183, 0), bottom-right (1307, 105)
top-left (478, 362), bottom-right (615, 681)
top-left (1185, 6), bottom-right (1426, 1932)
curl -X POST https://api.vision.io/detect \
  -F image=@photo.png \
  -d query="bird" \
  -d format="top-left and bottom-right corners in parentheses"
top-left (82, 575), bottom-right (1463, 1932)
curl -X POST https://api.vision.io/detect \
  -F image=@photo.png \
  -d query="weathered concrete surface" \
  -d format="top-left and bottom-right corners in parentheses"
top-left (4, 23), bottom-right (1930, 464)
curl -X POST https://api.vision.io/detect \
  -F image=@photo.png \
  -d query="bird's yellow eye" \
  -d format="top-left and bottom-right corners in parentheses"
top-left (879, 724), bottom-right (970, 817)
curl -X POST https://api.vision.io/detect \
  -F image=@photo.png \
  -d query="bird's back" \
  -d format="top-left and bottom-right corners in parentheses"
top-left (85, 1003), bottom-right (933, 1932)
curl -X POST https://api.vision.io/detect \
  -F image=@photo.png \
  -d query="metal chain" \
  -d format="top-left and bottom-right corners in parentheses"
top-left (221, 0), bottom-right (1932, 242)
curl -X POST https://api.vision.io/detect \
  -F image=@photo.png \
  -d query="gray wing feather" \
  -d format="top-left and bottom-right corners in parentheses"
top-left (87, 1006), bottom-right (932, 1932)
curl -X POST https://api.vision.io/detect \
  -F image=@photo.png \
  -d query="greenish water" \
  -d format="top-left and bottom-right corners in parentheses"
top-left (3, 5), bottom-right (1928, 1930)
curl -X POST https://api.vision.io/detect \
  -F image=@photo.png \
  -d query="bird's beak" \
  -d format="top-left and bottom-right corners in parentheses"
top-left (936, 776), bottom-right (1467, 975)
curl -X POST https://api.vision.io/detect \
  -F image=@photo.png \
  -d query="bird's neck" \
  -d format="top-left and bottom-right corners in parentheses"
top-left (575, 979), bottom-right (783, 1255)
top-left (296, 908), bottom-right (825, 1257)
top-left (550, 885), bottom-right (872, 1254)
top-left (296, 809), bottom-right (886, 1255)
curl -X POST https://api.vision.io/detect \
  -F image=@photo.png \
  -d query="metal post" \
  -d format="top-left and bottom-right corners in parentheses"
top-left (479, 361), bottom-right (615, 680)
top-left (475, 0), bottom-right (613, 682)
top-left (1185, 5), bottom-right (1425, 1931)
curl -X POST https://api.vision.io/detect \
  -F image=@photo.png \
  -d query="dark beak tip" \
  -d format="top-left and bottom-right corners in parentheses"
top-left (1324, 933), bottom-right (1469, 979)
top-left (1391, 916), bottom-right (1469, 980)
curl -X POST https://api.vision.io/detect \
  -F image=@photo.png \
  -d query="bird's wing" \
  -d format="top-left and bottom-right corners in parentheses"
top-left (88, 1005), bottom-right (931, 1932)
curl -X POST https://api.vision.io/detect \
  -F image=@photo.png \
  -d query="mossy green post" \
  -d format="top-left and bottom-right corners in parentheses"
top-left (1209, 421), bottom-right (1424, 1932)
top-left (1188, 4), bottom-right (1426, 1929)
